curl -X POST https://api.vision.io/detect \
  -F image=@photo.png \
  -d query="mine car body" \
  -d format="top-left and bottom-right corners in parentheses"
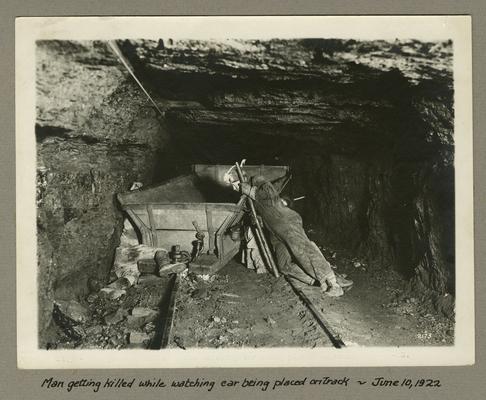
top-left (117, 164), bottom-right (290, 274)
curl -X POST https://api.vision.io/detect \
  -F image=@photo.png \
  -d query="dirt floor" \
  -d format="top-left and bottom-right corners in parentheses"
top-left (172, 256), bottom-right (454, 349)
top-left (172, 262), bottom-right (332, 349)
top-left (48, 246), bottom-right (454, 350)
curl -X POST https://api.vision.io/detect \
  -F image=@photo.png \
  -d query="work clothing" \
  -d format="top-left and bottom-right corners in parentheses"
top-left (242, 227), bottom-right (266, 274)
top-left (249, 176), bottom-right (336, 288)
top-left (271, 238), bottom-right (316, 285)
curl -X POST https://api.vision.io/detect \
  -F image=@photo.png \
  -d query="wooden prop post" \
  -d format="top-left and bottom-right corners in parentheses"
top-left (235, 162), bottom-right (280, 278)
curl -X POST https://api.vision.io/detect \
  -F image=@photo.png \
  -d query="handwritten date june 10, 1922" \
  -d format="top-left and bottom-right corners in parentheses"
top-left (370, 377), bottom-right (441, 388)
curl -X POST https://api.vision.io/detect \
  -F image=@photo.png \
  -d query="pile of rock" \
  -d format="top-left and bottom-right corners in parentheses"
top-left (50, 217), bottom-right (190, 349)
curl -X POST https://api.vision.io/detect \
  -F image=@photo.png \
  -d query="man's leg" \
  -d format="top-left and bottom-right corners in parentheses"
top-left (284, 233), bottom-right (343, 296)
top-left (308, 241), bottom-right (335, 281)
top-left (280, 228), bottom-right (327, 283)
top-left (245, 228), bottom-right (266, 273)
top-left (308, 241), bottom-right (353, 288)
top-left (273, 240), bottom-right (315, 285)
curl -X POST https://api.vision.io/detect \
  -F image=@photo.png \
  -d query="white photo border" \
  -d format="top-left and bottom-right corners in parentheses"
top-left (16, 16), bottom-right (474, 369)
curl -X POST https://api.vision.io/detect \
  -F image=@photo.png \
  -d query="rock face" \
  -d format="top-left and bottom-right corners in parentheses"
top-left (36, 41), bottom-right (168, 344)
top-left (121, 39), bottom-right (455, 305)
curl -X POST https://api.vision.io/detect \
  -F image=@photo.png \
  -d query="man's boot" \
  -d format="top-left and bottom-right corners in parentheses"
top-left (336, 273), bottom-right (353, 288)
top-left (321, 274), bottom-right (344, 297)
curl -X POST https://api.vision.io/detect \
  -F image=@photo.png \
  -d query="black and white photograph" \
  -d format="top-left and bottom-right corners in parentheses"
top-left (16, 16), bottom-right (473, 368)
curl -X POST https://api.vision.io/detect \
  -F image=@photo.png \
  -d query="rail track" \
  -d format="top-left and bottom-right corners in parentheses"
top-left (149, 273), bottom-right (179, 349)
top-left (284, 276), bottom-right (346, 348)
top-left (151, 270), bottom-right (346, 349)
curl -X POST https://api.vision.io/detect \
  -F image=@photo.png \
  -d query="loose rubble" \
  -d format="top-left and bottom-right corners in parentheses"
top-left (47, 221), bottom-right (454, 350)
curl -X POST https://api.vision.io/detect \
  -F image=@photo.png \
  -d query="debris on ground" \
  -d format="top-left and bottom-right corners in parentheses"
top-left (49, 232), bottom-right (454, 350)
top-left (137, 259), bottom-right (158, 275)
top-left (107, 277), bottom-right (132, 290)
top-left (54, 300), bottom-right (89, 324)
top-left (113, 243), bottom-right (169, 287)
top-left (99, 287), bottom-right (126, 300)
top-left (221, 292), bottom-right (240, 298)
top-left (158, 262), bottom-right (187, 275)
top-left (130, 182), bottom-right (143, 191)
top-left (129, 331), bottom-right (150, 344)
top-left (154, 249), bottom-right (170, 268)
top-left (104, 308), bottom-right (128, 325)
top-left (191, 287), bottom-right (209, 299)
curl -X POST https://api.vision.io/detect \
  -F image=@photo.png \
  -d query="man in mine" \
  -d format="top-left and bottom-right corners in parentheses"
top-left (238, 174), bottom-right (352, 297)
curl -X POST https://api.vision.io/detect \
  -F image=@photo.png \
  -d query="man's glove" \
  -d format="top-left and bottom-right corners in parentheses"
top-left (223, 165), bottom-right (241, 191)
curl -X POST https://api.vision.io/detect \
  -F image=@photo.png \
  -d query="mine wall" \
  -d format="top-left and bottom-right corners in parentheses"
top-left (36, 39), bottom-right (454, 344)
top-left (36, 41), bottom-right (170, 344)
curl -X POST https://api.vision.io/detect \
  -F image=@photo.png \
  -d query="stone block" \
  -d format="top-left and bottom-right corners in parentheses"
top-left (128, 331), bottom-right (150, 344)
top-left (54, 300), bottom-right (89, 323)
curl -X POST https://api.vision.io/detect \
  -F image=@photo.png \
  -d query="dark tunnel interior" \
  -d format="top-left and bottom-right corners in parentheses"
top-left (145, 61), bottom-right (455, 293)
top-left (35, 38), bottom-right (456, 348)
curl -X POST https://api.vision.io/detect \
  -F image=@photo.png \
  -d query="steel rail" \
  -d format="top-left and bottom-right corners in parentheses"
top-left (285, 275), bottom-right (346, 349)
top-left (149, 273), bottom-right (180, 349)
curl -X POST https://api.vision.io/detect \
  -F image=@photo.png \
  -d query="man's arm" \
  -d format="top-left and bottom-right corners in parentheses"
top-left (240, 182), bottom-right (257, 199)
top-left (241, 176), bottom-right (281, 207)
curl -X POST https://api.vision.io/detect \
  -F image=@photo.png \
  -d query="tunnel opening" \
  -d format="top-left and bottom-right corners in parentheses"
top-left (36, 38), bottom-right (455, 349)
top-left (141, 58), bottom-right (455, 296)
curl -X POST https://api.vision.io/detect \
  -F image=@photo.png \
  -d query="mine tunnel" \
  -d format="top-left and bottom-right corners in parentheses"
top-left (36, 38), bottom-right (455, 349)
